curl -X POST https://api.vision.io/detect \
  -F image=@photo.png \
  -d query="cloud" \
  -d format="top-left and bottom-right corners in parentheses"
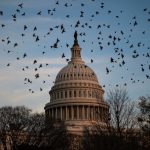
top-left (0, 89), bottom-right (48, 113)
top-left (1, 15), bottom-right (70, 29)
top-left (23, 0), bottom-right (56, 9)
top-left (0, 57), bottom-right (66, 112)
top-left (0, 0), bottom-right (19, 6)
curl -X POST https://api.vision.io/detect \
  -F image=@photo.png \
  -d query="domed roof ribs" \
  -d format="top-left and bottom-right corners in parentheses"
top-left (70, 31), bottom-right (84, 64)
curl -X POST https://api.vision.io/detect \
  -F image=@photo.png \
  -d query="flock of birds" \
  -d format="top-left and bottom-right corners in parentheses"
top-left (0, 0), bottom-right (150, 94)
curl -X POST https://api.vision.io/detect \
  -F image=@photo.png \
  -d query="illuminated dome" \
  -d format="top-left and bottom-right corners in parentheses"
top-left (55, 63), bottom-right (99, 84)
top-left (45, 31), bottom-right (109, 134)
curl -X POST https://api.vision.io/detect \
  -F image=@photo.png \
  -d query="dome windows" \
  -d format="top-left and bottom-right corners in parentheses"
top-left (55, 63), bottom-right (98, 83)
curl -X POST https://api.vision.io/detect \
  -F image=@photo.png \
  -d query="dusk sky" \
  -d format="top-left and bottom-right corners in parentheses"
top-left (0, 0), bottom-right (150, 112)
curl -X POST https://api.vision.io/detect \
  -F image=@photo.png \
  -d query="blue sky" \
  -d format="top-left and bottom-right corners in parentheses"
top-left (0, 0), bottom-right (150, 112)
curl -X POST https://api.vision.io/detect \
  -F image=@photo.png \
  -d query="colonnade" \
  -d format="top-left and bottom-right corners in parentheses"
top-left (50, 89), bottom-right (102, 101)
top-left (46, 105), bottom-right (108, 122)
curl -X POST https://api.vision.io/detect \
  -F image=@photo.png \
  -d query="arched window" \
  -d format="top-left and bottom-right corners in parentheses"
top-left (61, 91), bottom-right (63, 98)
top-left (83, 90), bottom-right (86, 97)
top-left (54, 92), bottom-right (57, 99)
top-left (69, 91), bottom-right (72, 97)
top-left (65, 91), bottom-right (67, 98)
top-left (79, 90), bottom-right (81, 97)
top-left (74, 90), bottom-right (76, 97)
top-left (57, 92), bottom-right (59, 99)
top-left (88, 91), bottom-right (91, 97)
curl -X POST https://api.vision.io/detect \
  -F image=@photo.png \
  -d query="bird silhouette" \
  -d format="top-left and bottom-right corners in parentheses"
top-left (14, 43), bottom-right (18, 47)
top-left (0, 11), bottom-right (3, 15)
top-left (37, 11), bottom-right (41, 15)
top-left (62, 53), bottom-right (65, 58)
top-left (23, 53), bottom-right (27, 58)
top-left (21, 12), bottom-right (25, 16)
top-left (18, 3), bottom-right (23, 9)
top-left (24, 25), bottom-right (27, 30)
top-left (1, 0), bottom-right (149, 94)
top-left (35, 73), bottom-right (40, 79)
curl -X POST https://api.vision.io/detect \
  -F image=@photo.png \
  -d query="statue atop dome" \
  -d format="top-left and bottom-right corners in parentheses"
top-left (74, 31), bottom-right (77, 41)
top-left (70, 31), bottom-right (84, 63)
top-left (74, 31), bottom-right (78, 45)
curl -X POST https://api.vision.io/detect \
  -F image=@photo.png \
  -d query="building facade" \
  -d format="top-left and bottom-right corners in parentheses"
top-left (45, 31), bottom-right (109, 134)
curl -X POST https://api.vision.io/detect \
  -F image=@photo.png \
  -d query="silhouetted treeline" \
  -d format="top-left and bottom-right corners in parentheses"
top-left (81, 90), bottom-right (150, 150)
top-left (0, 92), bottom-right (149, 150)
top-left (0, 106), bottom-right (69, 150)
top-left (82, 128), bottom-right (147, 150)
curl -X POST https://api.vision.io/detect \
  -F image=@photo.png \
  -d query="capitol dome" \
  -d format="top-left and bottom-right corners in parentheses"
top-left (45, 31), bottom-right (109, 134)
top-left (55, 62), bottom-right (99, 84)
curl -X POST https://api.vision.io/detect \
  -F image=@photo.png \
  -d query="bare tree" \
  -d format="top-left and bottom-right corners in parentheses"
top-left (0, 106), bottom-right (31, 149)
top-left (138, 96), bottom-right (150, 149)
top-left (138, 96), bottom-right (150, 132)
top-left (14, 111), bottom-right (69, 149)
top-left (82, 88), bottom-right (144, 150)
top-left (106, 87), bottom-right (137, 136)
top-left (0, 106), bottom-right (69, 150)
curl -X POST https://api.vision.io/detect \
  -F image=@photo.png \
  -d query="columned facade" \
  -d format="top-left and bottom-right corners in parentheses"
top-left (45, 31), bottom-right (109, 134)
top-left (46, 105), bottom-right (108, 121)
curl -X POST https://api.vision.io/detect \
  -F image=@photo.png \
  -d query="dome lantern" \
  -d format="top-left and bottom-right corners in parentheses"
top-left (70, 31), bottom-right (84, 64)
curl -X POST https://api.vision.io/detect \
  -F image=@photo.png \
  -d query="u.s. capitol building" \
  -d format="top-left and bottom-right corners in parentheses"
top-left (45, 31), bottom-right (109, 134)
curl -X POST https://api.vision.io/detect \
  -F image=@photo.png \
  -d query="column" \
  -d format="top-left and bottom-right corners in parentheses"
top-left (71, 106), bottom-right (74, 120)
top-left (52, 108), bottom-right (54, 120)
top-left (95, 107), bottom-right (97, 120)
top-left (66, 106), bottom-right (67, 120)
top-left (50, 109), bottom-right (52, 119)
top-left (82, 105), bottom-right (85, 119)
top-left (87, 106), bottom-right (89, 120)
top-left (93, 106), bottom-right (95, 120)
top-left (92, 107), bottom-right (94, 120)
top-left (60, 107), bottom-right (62, 120)
top-left (77, 106), bottom-right (79, 119)
top-left (63, 91), bottom-right (65, 99)
top-left (90, 107), bottom-right (92, 120)
top-left (56, 108), bottom-right (57, 120)
top-left (99, 107), bottom-right (102, 121)
top-left (102, 107), bottom-right (104, 121)
top-left (48, 110), bottom-right (50, 118)
top-left (69, 106), bottom-right (71, 119)
top-left (82, 106), bottom-right (84, 119)
top-left (84, 106), bottom-right (86, 119)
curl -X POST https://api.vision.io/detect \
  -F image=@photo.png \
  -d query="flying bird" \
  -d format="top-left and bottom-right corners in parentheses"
top-left (0, 11), bottom-right (3, 15)
top-left (18, 3), bottom-right (23, 8)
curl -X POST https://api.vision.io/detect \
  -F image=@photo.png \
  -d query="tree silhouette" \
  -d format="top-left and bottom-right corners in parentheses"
top-left (138, 96), bottom-right (150, 149)
top-left (0, 106), bottom-right (31, 149)
top-left (82, 88), bottom-right (148, 150)
top-left (107, 87), bottom-right (137, 136)
top-left (0, 106), bottom-right (69, 150)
